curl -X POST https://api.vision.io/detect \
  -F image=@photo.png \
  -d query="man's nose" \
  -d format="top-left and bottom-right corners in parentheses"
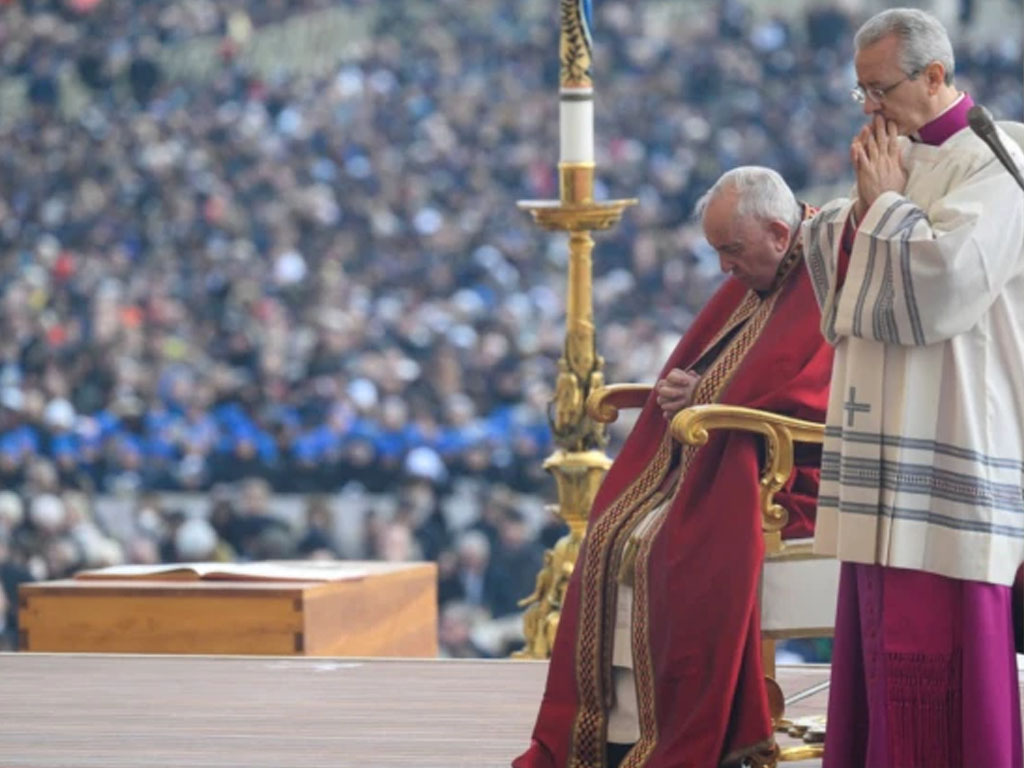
top-left (863, 99), bottom-right (881, 116)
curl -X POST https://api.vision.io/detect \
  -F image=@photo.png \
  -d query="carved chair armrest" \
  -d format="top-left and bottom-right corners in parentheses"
top-left (670, 404), bottom-right (825, 554)
top-left (585, 384), bottom-right (652, 423)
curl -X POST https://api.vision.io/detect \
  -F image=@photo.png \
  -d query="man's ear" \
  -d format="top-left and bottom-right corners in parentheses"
top-left (766, 219), bottom-right (791, 252)
top-left (924, 60), bottom-right (946, 93)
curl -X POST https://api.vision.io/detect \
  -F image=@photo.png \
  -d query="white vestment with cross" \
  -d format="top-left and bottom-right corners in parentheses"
top-left (803, 125), bottom-right (1024, 587)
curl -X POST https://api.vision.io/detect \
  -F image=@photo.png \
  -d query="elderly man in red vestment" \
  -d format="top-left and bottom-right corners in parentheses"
top-left (512, 166), bottom-right (834, 768)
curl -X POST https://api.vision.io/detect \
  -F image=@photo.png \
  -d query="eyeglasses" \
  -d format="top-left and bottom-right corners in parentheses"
top-left (850, 71), bottom-right (920, 105)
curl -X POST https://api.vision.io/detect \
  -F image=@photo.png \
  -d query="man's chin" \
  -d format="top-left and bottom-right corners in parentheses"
top-left (878, 115), bottom-right (911, 136)
top-left (891, 119), bottom-right (917, 137)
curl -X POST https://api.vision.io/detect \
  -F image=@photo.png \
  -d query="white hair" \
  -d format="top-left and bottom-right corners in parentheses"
top-left (175, 518), bottom-right (218, 561)
top-left (694, 166), bottom-right (801, 231)
top-left (456, 530), bottom-right (491, 560)
top-left (0, 491), bottom-right (24, 528)
top-left (30, 493), bottom-right (66, 532)
top-left (855, 8), bottom-right (955, 85)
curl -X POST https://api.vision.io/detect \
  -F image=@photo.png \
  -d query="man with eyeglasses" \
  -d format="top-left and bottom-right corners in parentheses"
top-left (803, 8), bottom-right (1024, 768)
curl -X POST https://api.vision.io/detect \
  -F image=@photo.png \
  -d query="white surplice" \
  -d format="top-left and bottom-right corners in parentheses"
top-left (803, 125), bottom-right (1024, 586)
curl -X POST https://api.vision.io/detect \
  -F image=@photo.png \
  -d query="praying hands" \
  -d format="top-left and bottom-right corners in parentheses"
top-left (851, 115), bottom-right (908, 219)
top-left (654, 368), bottom-right (701, 421)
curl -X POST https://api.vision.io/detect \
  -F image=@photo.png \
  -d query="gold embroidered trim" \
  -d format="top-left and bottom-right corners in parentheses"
top-left (567, 432), bottom-right (673, 768)
top-left (692, 291), bottom-right (760, 374)
top-left (616, 482), bottom-right (675, 586)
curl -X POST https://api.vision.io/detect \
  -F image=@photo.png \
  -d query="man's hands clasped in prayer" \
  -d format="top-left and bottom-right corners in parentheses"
top-left (852, 115), bottom-right (908, 220)
top-left (655, 368), bottom-right (701, 421)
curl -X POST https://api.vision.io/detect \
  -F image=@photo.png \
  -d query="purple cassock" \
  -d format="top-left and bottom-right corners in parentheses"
top-left (824, 92), bottom-right (1024, 768)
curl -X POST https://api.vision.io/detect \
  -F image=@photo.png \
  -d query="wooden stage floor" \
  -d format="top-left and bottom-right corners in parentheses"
top-left (0, 653), bottom-right (838, 767)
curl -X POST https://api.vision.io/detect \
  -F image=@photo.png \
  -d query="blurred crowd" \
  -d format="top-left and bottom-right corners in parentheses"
top-left (0, 0), bottom-right (1020, 655)
top-left (0, 471), bottom-right (556, 656)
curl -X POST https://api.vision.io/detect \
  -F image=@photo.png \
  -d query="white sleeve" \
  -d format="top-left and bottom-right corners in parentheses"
top-left (802, 198), bottom-right (856, 346)
top-left (830, 158), bottom-right (1024, 346)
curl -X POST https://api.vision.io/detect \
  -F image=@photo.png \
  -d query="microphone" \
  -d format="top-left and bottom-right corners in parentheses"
top-left (967, 104), bottom-right (1024, 193)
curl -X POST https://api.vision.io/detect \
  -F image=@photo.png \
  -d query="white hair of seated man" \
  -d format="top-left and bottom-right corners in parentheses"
top-left (694, 165), bottom-right (802, 233)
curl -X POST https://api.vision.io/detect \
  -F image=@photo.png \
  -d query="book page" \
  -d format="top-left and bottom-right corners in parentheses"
top-left (75, 561), bottom-right (370, 583)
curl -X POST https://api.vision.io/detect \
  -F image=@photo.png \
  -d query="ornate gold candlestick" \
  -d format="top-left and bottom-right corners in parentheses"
top-left (512, 0), bottom-right (635, 659)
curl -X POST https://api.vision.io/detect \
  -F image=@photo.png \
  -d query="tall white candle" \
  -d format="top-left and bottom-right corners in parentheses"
top-left (559, 94), bottom-right (594, 163)
top-left (559, 0), bottom-right (595, 164)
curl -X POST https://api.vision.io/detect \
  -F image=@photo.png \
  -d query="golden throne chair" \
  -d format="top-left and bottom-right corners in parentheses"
top-left (587, 384), bottom-right (837, 762)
